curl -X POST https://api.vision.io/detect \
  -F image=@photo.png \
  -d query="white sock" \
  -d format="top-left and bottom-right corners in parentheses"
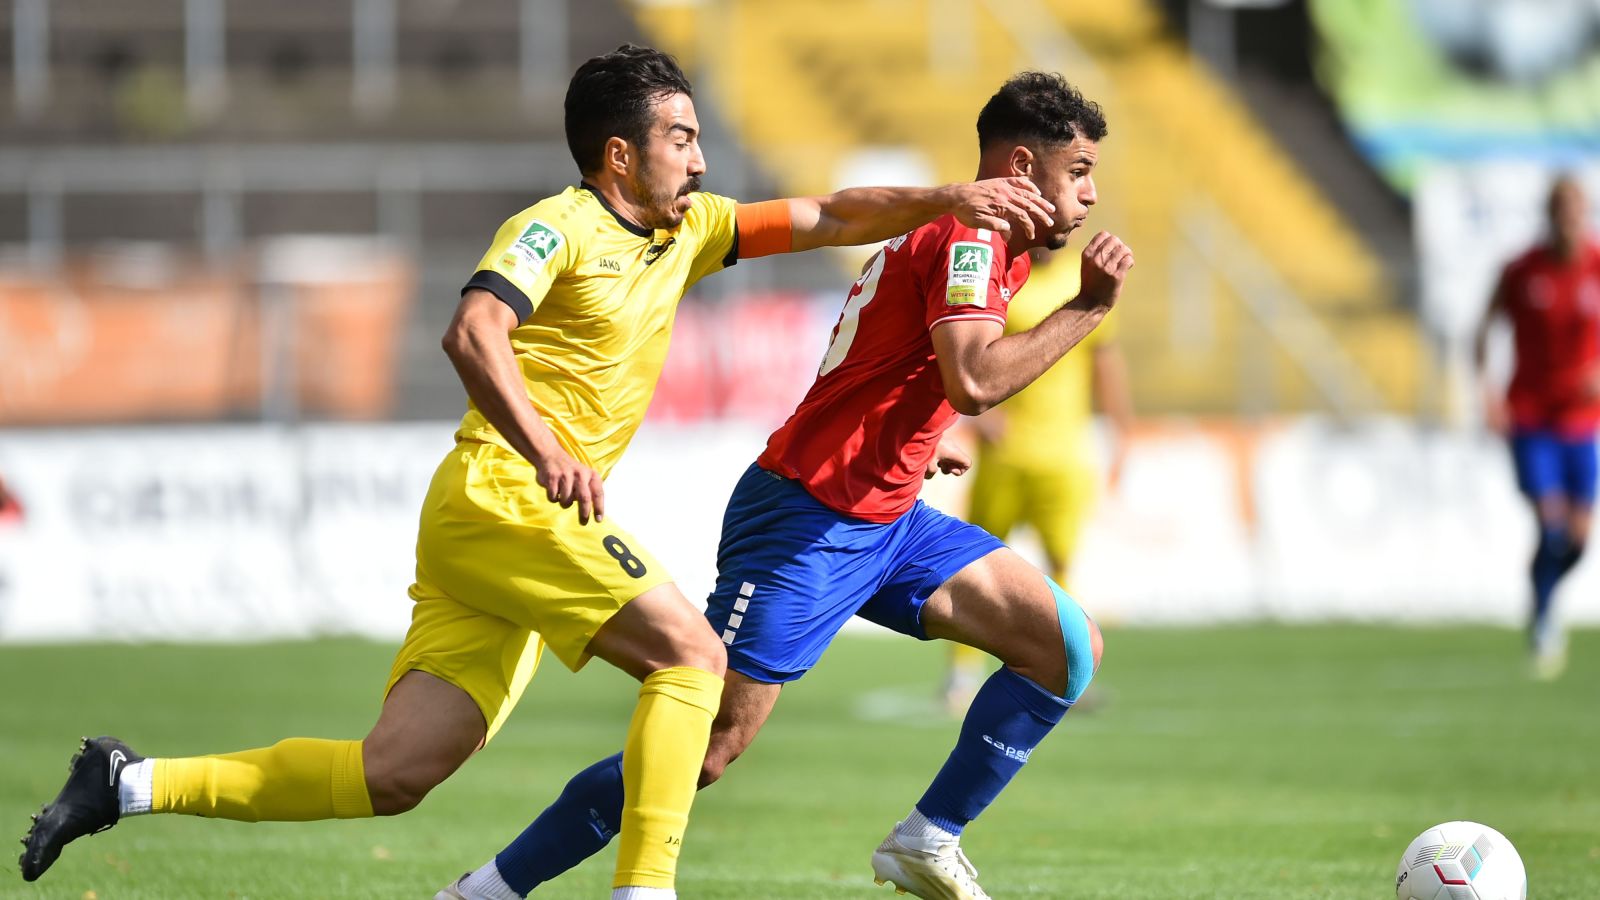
top-left (611, 887), bottom-right (675, 900)
top-left (457, 859), bottom-right (523, 900)
top-left (117, 759), bottom-right (155, 817)
top-left (895, 808), bottom-right (960, 851)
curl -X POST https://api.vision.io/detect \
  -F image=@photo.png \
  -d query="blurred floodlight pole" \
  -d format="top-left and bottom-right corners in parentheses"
top-left (260, 280), bottom-right (299, 423)
top-left (185, 0), bottom-right (227, 121)
top-left (201, 163), bottom-right (241, 263)
top-left (378, 162), bottom-right (422, 250)
top-left (12, 0), bottom-right (48, 119)
top-left (353, 0), bottom-right (398, 117)
top-left (522, 0), bottom-right (569, 109)
top-left (26, 168), bottom-right (62, 271)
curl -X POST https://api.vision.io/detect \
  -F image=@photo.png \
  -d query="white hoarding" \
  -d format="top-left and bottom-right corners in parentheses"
top-left (0, 419), bottom-right (1592, 643)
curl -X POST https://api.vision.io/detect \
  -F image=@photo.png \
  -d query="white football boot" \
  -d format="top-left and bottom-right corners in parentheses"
top-left (871, 824), bottom-right (992, 899)
top-left (432, 874), bottom-right (469, 900)
top-left (1532, 617), bottom-right (1569, 681)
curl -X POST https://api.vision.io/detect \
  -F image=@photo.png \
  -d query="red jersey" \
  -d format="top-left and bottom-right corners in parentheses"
top-left (1498, 239), bottom-right (1600, 436)
top-left (758, 216), bottom-right (1031, 522)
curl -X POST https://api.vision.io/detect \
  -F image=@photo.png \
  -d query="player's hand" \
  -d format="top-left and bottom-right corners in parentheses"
top-left (1078, 231), bottom-right (1134, 310)
top-left (926, 440), bottom-right (973, 480)
top-left (531, 445), bottom-right (606, 525)
top-left (945, 177), bottom-right (1055, 242)
top-left (1106, 442), bottom-right (1129, 493)
top-left (1483, 393), bottom-right (1511, 438)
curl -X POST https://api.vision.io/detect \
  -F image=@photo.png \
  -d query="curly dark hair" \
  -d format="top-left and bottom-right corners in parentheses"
top-left (976, 72), bottom-right (1107, 151)
top-left (565, 44), bottom-right (694, 176)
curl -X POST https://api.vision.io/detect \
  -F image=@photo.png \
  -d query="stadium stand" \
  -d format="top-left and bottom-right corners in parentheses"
top-left (628, 0), bottom-right (1429, 414)
top-left (1, 0), bottom-right (1430, 418)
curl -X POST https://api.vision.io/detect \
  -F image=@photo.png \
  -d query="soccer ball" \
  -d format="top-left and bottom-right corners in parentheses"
top-left (1395, 821), bottom-right (1526, 900)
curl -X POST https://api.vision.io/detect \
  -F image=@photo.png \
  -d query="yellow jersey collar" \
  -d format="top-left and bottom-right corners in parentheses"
top-left (578, 182), bottom-right (654, 239)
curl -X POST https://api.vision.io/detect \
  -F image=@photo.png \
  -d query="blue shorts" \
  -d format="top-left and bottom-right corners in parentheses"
top-left (705, 463), bottom-right (1005, 683)
top-left (1510, 430), bottom-right (1598, 505)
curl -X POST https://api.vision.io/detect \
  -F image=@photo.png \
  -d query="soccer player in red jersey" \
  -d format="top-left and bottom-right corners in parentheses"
top-left (456, 72), bottom-right (1128, 900)
top-left (1475, 175), bottom-right (1600, 679)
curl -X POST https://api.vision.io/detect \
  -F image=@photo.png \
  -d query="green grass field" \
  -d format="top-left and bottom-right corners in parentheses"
top-left (1, 627), bottom-right (1596, 899)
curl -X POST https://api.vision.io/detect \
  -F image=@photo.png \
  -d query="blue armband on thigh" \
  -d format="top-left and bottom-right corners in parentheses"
top-left (1046, 577), bottom-right (1096, 705)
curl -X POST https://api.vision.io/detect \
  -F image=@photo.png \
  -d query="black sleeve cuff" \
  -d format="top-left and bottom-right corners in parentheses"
top-left (723, 228), bottom-right (740, 269)
top-left (463, 270), bottom-right (533, 322)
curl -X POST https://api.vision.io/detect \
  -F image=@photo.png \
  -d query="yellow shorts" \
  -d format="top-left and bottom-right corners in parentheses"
top-left (385, 439), bottom-right (672, 741)
top-left (968, 447), bottom-right (1098, 574)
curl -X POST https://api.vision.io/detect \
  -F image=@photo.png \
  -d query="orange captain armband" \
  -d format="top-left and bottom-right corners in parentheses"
top-left (734, 200), bottom-right (793, 259)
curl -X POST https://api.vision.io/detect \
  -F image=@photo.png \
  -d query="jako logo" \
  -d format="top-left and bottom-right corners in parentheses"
top-left (981, 735), bottom-right (1032, 762)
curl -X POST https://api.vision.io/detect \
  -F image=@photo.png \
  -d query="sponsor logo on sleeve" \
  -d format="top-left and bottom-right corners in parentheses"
top-left (946, 241), bottom-right (993, 307)
top-left (510, 220), bottom-right (564, 273)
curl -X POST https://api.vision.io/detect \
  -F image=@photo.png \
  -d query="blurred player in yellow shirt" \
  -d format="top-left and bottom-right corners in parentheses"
top-left (946, 246), bottom-right (1133, 711)
top-left (19, 44), bottom-right (1055, 900)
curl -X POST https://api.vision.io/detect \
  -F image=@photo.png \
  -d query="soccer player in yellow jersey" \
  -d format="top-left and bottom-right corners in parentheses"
top-left (18, 45), bottom-right (1054, 899)
top-left (946, 247), bottom-right (1133, 711)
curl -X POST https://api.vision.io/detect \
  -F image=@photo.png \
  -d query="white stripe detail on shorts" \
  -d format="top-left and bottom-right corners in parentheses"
top-left (721, 629), bottom-right (736, 645)
top-left (739, 582), bottom-right (756, 598)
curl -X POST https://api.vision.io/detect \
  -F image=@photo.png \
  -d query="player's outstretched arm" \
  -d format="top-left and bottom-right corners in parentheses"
top-left (932, 231), bottom-right (1133, 416)
top-left (1473, 275), bottom-right (1510, 434)
top-left (777, 179), bottom-right (1055, 253)
top-left (442, 290), bottom-right (606, 524)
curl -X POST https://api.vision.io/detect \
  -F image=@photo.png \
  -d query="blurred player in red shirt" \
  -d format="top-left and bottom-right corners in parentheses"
top-left (1474, 175), bottom-right (1600, 679)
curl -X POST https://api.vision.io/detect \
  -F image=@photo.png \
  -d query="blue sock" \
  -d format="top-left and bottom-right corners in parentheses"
top-left (494, 752), bottom-right (624, 893)
top-left (1531, 525), bottom-right (1569, 640)
top-left (915, 666), bottom-right (1071, 834)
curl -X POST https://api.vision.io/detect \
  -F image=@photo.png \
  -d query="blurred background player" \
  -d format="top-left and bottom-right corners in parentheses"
top-left (1473, 175), bottom-right (1600, 680)
top-left (945, 245), bottom-right (1133, 712)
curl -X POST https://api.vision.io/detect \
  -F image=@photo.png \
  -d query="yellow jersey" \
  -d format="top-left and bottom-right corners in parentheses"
top-left (992, 251), bottom-right (1116, 461)
top-left (458, 185), bottom-right (738, 477)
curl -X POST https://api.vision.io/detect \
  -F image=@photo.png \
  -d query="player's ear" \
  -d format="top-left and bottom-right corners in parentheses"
top-left (603, 136), bottom-right (631, 178)
top-left (1008, 144), bottom-right (1034, 179)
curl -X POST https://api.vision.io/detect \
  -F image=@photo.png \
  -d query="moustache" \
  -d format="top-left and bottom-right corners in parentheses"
top-left (678, 176), bottom-right (702, 197)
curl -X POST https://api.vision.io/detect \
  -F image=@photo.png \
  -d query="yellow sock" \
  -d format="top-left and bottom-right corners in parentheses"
top-left (151, 738), bottom-right (373, 821)
top-left (613, 666), bottom-right (722, 890)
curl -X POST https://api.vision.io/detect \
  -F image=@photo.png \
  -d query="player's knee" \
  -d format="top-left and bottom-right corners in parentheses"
top-left (1045, 578), bottom-right (1098, 705)
top-left (362, 741), bottom-right (464, 816)
top-left (676, 632), bottom-right (727, 678)
top-left (368, 779), bottom-right (427, 816)
top-left (999, 617), bottom-right (1071, 697)
top-left (1086, 614), bottom-right (1105, 674)
top-left (1568, 521), bottom-right (1591, 550)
